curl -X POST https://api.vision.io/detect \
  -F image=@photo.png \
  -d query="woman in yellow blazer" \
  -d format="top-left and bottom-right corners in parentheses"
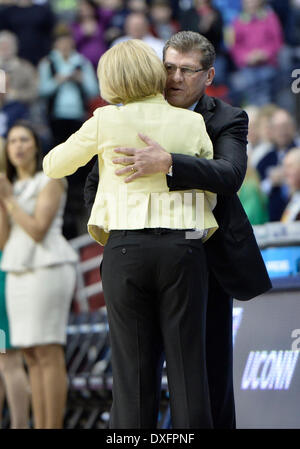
top-left (43, 40), bottom-right (217, 429)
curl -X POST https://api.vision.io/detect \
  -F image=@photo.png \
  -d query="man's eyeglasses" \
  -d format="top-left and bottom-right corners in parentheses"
top-left (164, 63), bottom-right (207, 77)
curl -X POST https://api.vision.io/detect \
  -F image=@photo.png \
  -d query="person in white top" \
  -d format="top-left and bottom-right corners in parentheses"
top-left (111, 11), bottom-right (165, 59)
top-left (0, 121), bottom-right (78, 429)
top-left (0, 135), bottom-right (30, 429)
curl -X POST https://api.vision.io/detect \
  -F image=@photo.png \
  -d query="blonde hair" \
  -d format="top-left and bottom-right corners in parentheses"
top-left (97, 39), bottom-right (167, 104)
top-left (0, 137), bottom-right (6, 173)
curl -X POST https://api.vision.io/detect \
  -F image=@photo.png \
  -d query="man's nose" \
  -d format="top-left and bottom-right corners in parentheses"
top-left (172, 68), bottom-right (184, 82)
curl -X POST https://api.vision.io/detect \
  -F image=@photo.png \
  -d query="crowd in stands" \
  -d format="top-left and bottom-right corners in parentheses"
top-left (0, 0), bottom-right (300, 235)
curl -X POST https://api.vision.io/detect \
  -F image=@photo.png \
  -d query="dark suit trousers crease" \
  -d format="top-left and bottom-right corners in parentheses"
top-left (101, 231), bottom-right (213, 429)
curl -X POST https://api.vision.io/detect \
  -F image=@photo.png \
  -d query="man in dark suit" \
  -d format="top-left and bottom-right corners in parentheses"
top-left (84, 31), bottom-right (272, 429)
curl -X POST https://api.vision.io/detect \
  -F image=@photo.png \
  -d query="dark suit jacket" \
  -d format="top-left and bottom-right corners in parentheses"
top-left (84, 94), bottom-right (272, 301)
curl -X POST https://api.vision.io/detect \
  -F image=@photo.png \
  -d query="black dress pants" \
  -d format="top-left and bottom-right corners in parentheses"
top-left (101, 230), bottom-right (213, 429)
top-left (206, 271), bottom-right (235, 429)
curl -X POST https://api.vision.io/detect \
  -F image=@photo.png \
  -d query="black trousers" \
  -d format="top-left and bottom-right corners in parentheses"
top-left (101, 230), bottom-right (213, 429)
top-left (206, 271), bottom-right (235, 429)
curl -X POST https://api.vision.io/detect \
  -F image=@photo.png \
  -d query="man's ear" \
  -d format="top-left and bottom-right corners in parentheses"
top-left (205, 67), bottom-right (215, 87)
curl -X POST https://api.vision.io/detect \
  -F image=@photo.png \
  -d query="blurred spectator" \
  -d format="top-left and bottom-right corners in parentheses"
top-left (0, 30), bottom-right (38, 139)
top-left (71, 0), bottom-right (114, 70)
top-left (176, 0), bottom-right (194, 13)
top-left (245, 105), bottom-right (260, 153)
top-left (0, 0), bottom-right (56, 66)
top-left (180, 1), bottom-right (223, 52)
top-left (212, 0), bottom-right (241, 25)
top-left (285, 0), bottom-right (300, 51)
top-left (272, 0), bottom-right (300, 115)
top-left (269, 0), bottom-right (291, 43)
top-left (247, 103), bottom-right (278, 168)
top-left (99, 0), bottom-right (150, 47)
top-left (0, 134), bottom-right (30, 429)
top-left (112, 12), bottom-right (165, 58)
top-left (99, 0), bottom-right (128, 46)
top-left (38, 24), bottom-right (99, 238)
top-left (228, 0), bottom-right (283, 106)
top-left (287, 0), bottom-right (300, 124)
top-left (0, 31), bottom-right (38, 105)
top-left (281, 147), bottom-right (300, 221)
top-left (238, 164), bottom-right (269, 225)
top-left (51, 0), bottom-right (79, 23)
top-left (165, 0), bottom-right (180, 19)
top-left (256, 108), bottom-right (300, 221)
top-left (0, 121), bottom-right (78, 429)
top-left (127, 0), bottom-right (148, 13)
top-left (38, 23), bottom-right (99, 147)
top-left (179, 1), bottom-right (227, 85)
top-left (0, 74), bottom-right (29, 138)
top-left (149, 0), bottom-right (180, 42)
top-left (0, 24), bottom-right (50, 153)
top-left (267, 1), bottom-right (297, 114)
top-left (238, 103), bottom-right (270, 224)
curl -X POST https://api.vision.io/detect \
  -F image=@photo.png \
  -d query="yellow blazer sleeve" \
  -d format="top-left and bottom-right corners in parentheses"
top-left (43, 111), bottom-right (99, 179)
top-left (197, 113), bottom-right (213, 161)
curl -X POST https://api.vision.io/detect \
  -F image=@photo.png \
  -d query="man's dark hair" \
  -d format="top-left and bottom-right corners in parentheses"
top-left (163, 31), bottom-right (216, 69)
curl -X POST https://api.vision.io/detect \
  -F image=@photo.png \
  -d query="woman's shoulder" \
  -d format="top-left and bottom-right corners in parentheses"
top-left (33, 171), bottom-right (65, 192)
top-left (92, 103), bottom-right (121, 118)
top-left (34, 170), bottom-right (50, 183)
top-left (12, 171), bottom-right (58, 201)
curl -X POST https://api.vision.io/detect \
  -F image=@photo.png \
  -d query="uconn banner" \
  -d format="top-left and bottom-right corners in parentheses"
top-left (233, 289), bottom-right (300, 428)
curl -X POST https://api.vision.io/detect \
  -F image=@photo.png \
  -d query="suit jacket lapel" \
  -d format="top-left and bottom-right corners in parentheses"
top-left (194, 94), bottom-right (216, 125)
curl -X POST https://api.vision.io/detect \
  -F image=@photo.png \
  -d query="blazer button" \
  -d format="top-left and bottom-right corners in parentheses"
top-left (121, 248), bottom-right (127, 255)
